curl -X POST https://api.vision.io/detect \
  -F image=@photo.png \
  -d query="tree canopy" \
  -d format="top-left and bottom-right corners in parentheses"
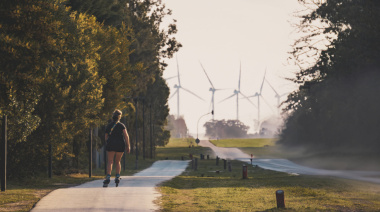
top-left (204, 120), bottom-right (250, 139)
top-left (279, 0), bottom-right (380, 156)
top-left (0, 0), bottom-right (180, 176)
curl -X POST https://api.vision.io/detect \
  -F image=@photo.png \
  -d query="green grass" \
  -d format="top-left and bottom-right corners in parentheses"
top-left (157, 138), bottom-right (215, 160)
top-left (4, 137), bottom-right (380, 211)
top-left (0, 153), bottom-right (158, 211)
top-left (159, 158), bottom-right (380, 211)
top-left (210, 138), bottom-right (277, 148)
top-left (0, 137), bottom-right (209, 211)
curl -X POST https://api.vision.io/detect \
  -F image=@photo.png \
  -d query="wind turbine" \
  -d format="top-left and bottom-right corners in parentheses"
top-left (165, 75), bottom-right (178, 81)
top-left (247, 70), bottom-right (275, 130)
top-left (169, 57), bottom-right (204, 119)
top-left (219, 62), bottom-right (256, 120)
top-left (199, 62), bottom-right (226, 121)
top-left (265, 79), bottom-right (288, 116)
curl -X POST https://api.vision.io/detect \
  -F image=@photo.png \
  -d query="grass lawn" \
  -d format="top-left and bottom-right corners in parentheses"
top-left (0, 137), bottom-right (206, 211)
top-left (3, 137), bottom-right (380, 211)
top-left (159, 158), bottom-right (380, 211)
top-left (0, 152), bottom-right (159, 212)
top-left (210, 138), bottom-right (277, 148)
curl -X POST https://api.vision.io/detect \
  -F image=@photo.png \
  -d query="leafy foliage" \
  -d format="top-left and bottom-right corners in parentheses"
top-left (204, 120), bottom-right (250, 139)
top-left (0, 0), bottom-right (180, 177)
top-left (280, 1), bottom-right (380, 155)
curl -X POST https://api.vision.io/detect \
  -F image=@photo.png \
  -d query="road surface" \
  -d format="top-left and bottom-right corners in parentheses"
top-left (199, 140), bottom-right (380, 184)
top-left (32, 160), bottom-right (189, 212)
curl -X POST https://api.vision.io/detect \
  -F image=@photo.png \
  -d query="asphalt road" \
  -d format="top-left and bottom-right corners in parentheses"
top-left (31, 160), bottom-right (189, 212)
top-left (199, 140), bottom-right (380, 184)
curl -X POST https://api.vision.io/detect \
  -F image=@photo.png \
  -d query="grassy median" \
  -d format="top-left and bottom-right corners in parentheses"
top-left (158, 138), bottom-right (380, 211)
top-left (158, 155), bottom-right (380, 211)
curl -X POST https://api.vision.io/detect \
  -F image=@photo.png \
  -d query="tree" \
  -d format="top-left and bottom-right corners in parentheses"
top-left (280, 0), bottom-right (380, 155)
top-left (204, 120), bottom-right (249, 139)
top-left (167, 115), bottom-right (188, 138)
top-left (67, 0), bottom-right (181, 153)
top-left (1, 0), bottom-right (107, 176)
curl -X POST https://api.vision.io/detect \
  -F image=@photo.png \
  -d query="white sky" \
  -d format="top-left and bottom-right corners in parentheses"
top-left (161, 0), bottom-right (303, 136)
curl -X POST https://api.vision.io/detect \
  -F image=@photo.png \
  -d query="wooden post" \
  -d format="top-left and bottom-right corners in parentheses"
top-left (223, 159), bottom-right (226, 170)
top-left (88, 128), bottom-right (92, 178)
top-left (228, 161), bottom-right (232, 172)
top-left (194, 158), bottom-right (198, 171)
top-left (142, 99), bottom-right (145, 160)
top-left (134, 98), bottom-right (138, 169)
top-left (216, 156), bottom-right (219, 165)
top-left (276, 190), bottom-right (285, 208)
top-left (242, 165), bottom-right (248, 179)
top-left (104, 125), bottom-right (107, 175)
top-left (150, 104), bottom-right (153, 159)
top-left (1, 115), bottom-right (7, 191)
top-left (48, 143), bottom-right (52, 178)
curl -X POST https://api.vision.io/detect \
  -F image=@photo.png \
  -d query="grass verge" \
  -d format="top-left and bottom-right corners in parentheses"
top-left (210, 138), bottom-right (277, 148)
top-left (0, 152), bottom-right (158, 212)
top-left (0, 137), bottom-right (205, 211)
top-left (159, 158), bottom-right (380, 211)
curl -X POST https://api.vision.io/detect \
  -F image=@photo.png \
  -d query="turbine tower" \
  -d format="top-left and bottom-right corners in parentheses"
top-left (169, 57), bottom-right (204, 119)
top-left (199, 62), bottom-right (226, 121)
top-left (219, 62), bottom-right (256, 120)
top-left (247, 70), bottom-right (275, 130)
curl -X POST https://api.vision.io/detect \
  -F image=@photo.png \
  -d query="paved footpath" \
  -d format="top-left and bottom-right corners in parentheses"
top-left (32, 160), bottom-right (189, 212)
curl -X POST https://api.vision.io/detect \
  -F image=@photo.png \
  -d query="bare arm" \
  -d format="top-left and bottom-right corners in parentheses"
top-left (123, 129), bottom-right (130, 153)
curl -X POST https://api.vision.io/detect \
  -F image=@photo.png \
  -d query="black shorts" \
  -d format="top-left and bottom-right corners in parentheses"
top-left (106, 139), bottom-right (125, 152)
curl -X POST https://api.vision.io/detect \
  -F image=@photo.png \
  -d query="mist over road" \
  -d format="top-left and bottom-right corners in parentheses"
top-left (199, 140), bottom-right (380, 184)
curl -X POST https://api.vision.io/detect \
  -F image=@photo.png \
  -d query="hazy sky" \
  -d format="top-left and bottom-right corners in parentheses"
top-left (161, 0), bottom-right (303, 136)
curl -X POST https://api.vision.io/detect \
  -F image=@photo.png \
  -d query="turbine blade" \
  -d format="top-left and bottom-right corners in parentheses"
top-left (238, 61), bottom-right (242, 91)
top-left (165, 75), bottom-right (177, 81)
top-left (259, 69), bottom-right (266, 94)
top-left (219, 93), bottom-right (236, 103)
top-left (181, 87), bottom-right (204, 101)
top-left (199, 62), bottom-right (215, 89)
top-left (169, 89), bottom-right (178, 100)
top-left (214, 88), bottom-right (230, 91)
top-left (265, 79), bottom-right (279, 96)
top-left (261, 95), bottom-right (276, 114)
top-left (240, 92), bottom-right (257, 108)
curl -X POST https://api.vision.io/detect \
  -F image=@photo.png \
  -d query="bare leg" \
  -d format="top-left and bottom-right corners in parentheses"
top-left (114, 152), bottom-right (124, 175)
top-left (107, 151), bottom-right (116, 175)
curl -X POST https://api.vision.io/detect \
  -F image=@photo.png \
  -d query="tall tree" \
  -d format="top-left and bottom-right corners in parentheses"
top-left (280, 0), bottom-right (380, 154)
top-left (204, 120), bottom-right (249, 139)
top-left (68, 0), bottom-right (181, 152)
top-left (1, 0), bottom-right (106, 176)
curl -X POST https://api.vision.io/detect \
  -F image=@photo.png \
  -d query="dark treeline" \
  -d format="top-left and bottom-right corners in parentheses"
top-left (0, 0), bottom-right (181, 177)
top-left (279, 1), bottom-right (380, 158)
top-left (204, 120), bottom-right (250, 139)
